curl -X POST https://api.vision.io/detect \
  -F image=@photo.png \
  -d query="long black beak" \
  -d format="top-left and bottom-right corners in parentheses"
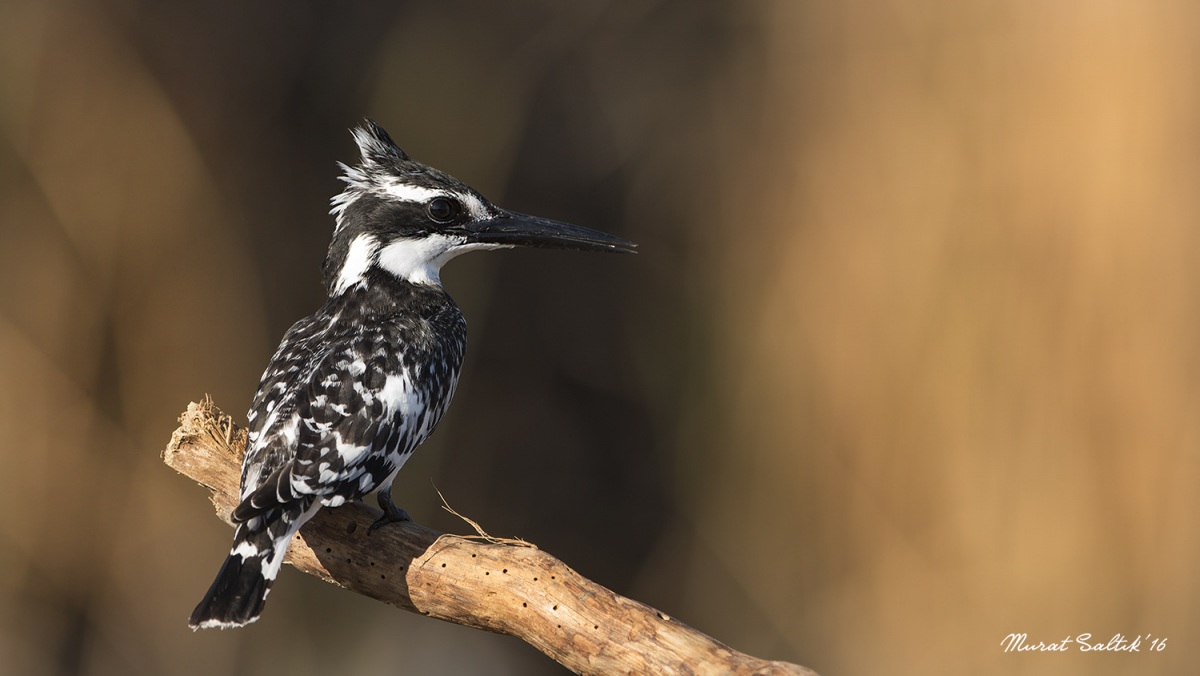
top-left (458, 209), bottom-right (637, 254)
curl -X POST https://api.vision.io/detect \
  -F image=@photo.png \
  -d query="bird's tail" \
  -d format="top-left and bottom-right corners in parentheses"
top-left (189, 500), bottom-right (317, 630)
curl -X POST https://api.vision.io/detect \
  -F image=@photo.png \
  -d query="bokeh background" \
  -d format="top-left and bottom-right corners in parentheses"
top-left (2, 1), bottom-right (1198, 674)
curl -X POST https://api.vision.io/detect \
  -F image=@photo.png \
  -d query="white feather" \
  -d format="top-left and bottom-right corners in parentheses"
top-left (377, 235), bottom-right (507, 286)
top-left (259, 501), bottom-right (322, 582)
top-left (334, 234), bottom-right (379, 293)
top-left (378, 372), bottom-right (415, 415)
top-left (382, 182), bottom-right (443, 204)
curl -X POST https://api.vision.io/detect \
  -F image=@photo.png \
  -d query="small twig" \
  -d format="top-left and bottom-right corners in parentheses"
top-left (434, 484), bottom-right (536, 548)
top-left (165, 399), bottom-right (817, 676)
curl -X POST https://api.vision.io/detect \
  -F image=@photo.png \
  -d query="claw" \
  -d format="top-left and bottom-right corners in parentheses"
top-left (368, 490), bottom-right (411, 534)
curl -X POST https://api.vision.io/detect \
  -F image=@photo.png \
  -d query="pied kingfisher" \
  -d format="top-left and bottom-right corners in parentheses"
top-left (189, 120), bottom-right (635, 629)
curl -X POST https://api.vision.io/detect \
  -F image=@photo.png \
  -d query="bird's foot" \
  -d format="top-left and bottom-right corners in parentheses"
top-left (368, 492), bottom-right (411, 534)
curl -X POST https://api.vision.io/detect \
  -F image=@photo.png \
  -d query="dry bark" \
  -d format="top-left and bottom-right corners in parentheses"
top-left (164, 398), bottom-right (818, 676)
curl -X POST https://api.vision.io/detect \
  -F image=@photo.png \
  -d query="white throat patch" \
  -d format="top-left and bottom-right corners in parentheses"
top-left (377, 235), bottom-right (509, 286)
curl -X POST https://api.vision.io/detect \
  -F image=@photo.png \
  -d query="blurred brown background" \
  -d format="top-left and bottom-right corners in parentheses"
top-left (2, 1), bottom-right (1198, 674)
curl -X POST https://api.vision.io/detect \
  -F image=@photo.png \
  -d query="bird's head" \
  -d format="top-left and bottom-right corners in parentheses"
top-left (324, 120), bottom-right (636, 294)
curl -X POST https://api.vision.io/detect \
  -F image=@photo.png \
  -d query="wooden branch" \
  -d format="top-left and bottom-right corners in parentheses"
top-left (165, 399), bottom-right (817, 676)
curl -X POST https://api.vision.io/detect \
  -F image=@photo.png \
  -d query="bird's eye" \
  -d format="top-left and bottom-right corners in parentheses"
top-left (426, 196), bottom-right (459, 223)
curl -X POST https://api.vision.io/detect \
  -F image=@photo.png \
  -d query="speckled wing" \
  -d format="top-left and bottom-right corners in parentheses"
top-left (286, 330), bottom-right (424, 509)
top-left (234, 313), bottom-right (459, 523)
top-left (232, 314), bottom-right (331, 518)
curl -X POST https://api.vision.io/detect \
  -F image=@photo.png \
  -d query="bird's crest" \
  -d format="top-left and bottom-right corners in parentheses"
top-left (351, 119), bottom-right (409, 166)
top-left (330, 119), bottom-right (472, 229)
top-left (330, 119), bottom-right (413, 225)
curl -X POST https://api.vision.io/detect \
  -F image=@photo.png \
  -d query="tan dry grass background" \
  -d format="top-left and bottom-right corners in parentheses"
top-left (2, 1), bottom-right (1199, 674)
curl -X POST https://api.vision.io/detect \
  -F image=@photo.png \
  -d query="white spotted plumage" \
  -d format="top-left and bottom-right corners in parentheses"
top-left (190, 122), bottom-right (472, 630)
top-left (190, 118), bottom-right (633, 630)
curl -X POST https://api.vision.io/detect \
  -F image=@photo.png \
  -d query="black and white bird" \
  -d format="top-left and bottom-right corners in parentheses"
top-left (189, 120), bottom-right (635, 630)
